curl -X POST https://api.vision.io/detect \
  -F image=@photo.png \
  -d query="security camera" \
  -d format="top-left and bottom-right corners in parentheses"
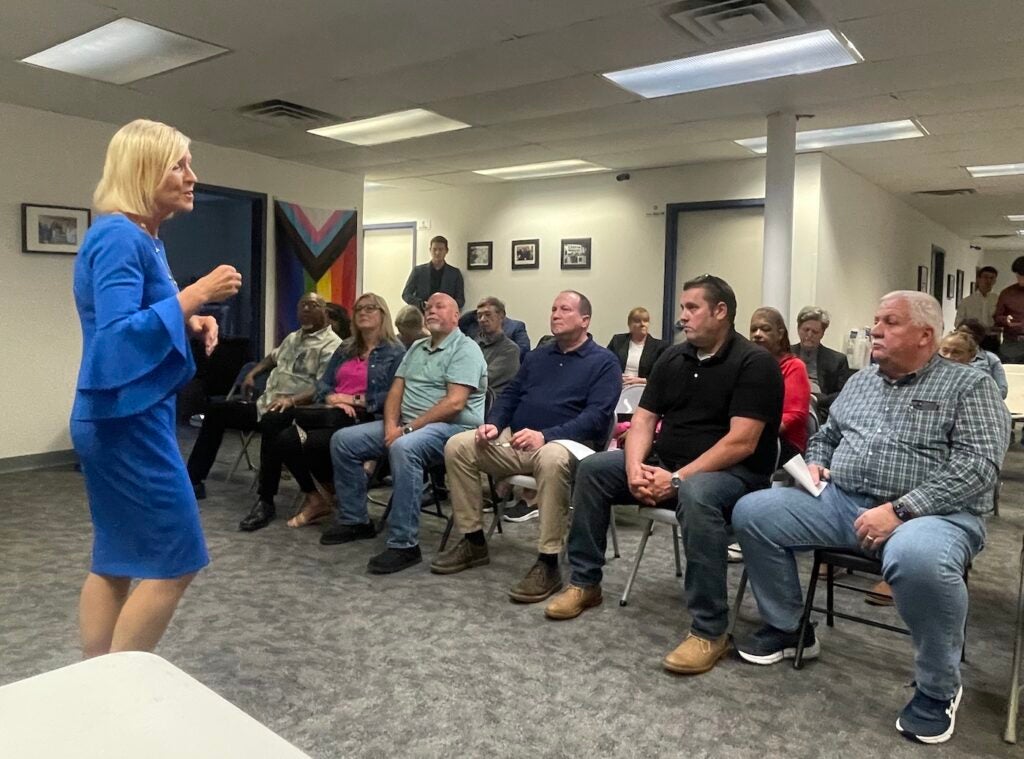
top-left (616, 172), bottom-right (631, 182)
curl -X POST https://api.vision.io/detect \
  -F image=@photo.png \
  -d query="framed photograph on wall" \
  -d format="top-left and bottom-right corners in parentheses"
top-left (466, 241), bottom-right (492, 270)
top-left (955, 269), bottom-right (965, 306)
top-left (560, 238), bottom-right (591, 270)
top-left (917, 265), bottom-right (929, 293)
top-left (946, 273), bottom-right (955, 300)
top-left (22, 203), bottom-right (91, 254)
top-left (970, 281), bottom-right (976, 295)
top-left (512, 239), bottom-right (539, 270)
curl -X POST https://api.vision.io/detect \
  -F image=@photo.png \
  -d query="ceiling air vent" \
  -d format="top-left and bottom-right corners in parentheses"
top-left (913, 188), bottom-right (977, 197)
top-left (237, 99), bottom-right (337, 126)
top-left (663, 0), bottom-right (817, 45)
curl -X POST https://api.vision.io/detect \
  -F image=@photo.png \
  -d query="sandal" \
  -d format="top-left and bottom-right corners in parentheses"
top-left (864, 580), bottom-right (894, 606)
top-left (287, 494), bottom-right (332, 528)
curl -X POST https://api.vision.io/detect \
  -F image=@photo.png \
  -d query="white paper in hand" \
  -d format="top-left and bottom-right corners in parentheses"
top-left (783, 454), bottom-right (828, 497)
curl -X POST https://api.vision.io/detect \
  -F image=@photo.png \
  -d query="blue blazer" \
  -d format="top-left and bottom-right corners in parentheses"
top-left (458, 312), bottom-right (531, 359)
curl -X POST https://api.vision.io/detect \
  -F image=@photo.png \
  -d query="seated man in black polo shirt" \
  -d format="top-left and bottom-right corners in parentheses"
top-left (545, 275), bottom-right (783, 677)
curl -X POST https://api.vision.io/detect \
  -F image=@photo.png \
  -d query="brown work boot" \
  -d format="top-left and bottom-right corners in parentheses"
top-left (662, 632), bottom-right (731, 675)
top-left (509, 560), bottom-right (563, 603)
top-left (430, 538), bottom-right (489, 575)
top-left (544, 583), bottom-right (603, 619)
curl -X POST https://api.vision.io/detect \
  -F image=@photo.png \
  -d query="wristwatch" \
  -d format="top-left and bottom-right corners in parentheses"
top-left (402, 424), bottom-right (414, 435)
top-left (671, 471), bottom-right (683, 490)
top-left (892, 499), bottom-right (913, 521)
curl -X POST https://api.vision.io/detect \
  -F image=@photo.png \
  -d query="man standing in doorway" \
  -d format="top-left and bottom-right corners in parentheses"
top-left (402, 235), bottom-right (465, 311)
top-left (955, 266), bottom-right (999, 353)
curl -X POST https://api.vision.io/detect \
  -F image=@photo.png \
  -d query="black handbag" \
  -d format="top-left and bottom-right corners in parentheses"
top-left (293, 404), bottom-right (352, 430)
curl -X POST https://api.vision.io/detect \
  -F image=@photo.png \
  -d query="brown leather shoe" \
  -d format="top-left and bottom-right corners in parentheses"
top-left (430, 538), bottom-right (489, 575)
top-left (662, 632), bottom-right (731, 674)
top-left (509, 560), bottom-right (562, 603)
top-left (544, 583), bottom-right (603, 619)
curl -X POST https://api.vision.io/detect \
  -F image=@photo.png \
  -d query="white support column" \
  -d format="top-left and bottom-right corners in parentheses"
top-left (762, 111), bottom-right (796, 317)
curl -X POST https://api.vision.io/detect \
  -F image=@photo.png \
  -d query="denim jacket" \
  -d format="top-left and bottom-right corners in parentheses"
top-left (314, 339), bottom-right (405, 416)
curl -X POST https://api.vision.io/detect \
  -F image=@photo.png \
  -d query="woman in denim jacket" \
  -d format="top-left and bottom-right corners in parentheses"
top-left (274, 292), bottom-right (405, 527)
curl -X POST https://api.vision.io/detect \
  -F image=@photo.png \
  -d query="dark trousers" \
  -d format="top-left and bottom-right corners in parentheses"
top-left (567, 449), bottom-right (763, 638)
top-left (185, 400), bottom-right (295, 499)
top-left (980, 335), bottom-right (1000, 354)
top-left (275, 413), bottom-right (365, 493)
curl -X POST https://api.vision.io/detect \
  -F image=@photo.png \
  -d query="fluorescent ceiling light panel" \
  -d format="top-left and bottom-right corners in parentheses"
top-left (21, 18), bottom-right (227, 85)
top-left (473, 159), bottom-right (609, 181)
top-left (1006, 215), bottom-right (1024, 222)
top-left (603, 29), bottom-right (860, 98)
top-left (308, 109), bottom-right (469, 146)
top-left (967, 163), bottom-right (1024, 178)
top-left (735, 119), bottom-right (925, 154)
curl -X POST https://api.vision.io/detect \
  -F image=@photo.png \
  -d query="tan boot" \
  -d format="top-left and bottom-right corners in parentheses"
top-left (544, 584), bottom-right (602, 620)
top-left (662, 632), bottom-right (731, 674)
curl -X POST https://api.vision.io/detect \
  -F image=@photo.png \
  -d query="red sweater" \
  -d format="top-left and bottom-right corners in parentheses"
top-left (779, 352), bottom-right (811, 453)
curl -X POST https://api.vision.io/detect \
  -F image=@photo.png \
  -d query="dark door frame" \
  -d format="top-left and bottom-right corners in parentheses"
top-left (662, 198), bottom-right (765, 342)
top-left (931, 244), bottom-right (946, 305)
top-left (195, 182), bottom-right (268, 359)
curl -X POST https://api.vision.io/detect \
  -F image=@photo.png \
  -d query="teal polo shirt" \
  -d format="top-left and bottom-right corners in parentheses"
top-left (396, 328), bottom-right (487, 428)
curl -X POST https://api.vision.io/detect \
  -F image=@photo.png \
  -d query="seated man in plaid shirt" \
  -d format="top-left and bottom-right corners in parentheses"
top-left (732, 290), bottom-right (1009, 746)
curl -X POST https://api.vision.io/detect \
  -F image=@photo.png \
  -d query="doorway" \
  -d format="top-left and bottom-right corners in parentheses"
top-left (362, 222), bottom-right (417, 317)
top-left (663, 199), bottom-right (766, 341)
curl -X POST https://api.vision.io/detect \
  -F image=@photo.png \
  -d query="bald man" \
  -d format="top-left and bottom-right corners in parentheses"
top-left (323, 293), bottom-right (488, 574)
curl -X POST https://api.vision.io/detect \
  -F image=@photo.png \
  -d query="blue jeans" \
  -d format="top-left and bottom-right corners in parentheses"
top-left (732, 484), bottom-right (985, 700)
top-left (567, 449), bottom-right (764, 638)
top-left (330, 421), bottom-right (466, 549)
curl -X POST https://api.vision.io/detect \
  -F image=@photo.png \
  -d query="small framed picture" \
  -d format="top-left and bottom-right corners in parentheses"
top-left (511, 239), bottom-right (539, 270)
top-left (946, 273), bottom-right (955, 300)
top-left (466, 241), bottom-right (492, 270)
top-left (970, 281), bottom-right (976, 295)
top-left (917, 265), bottom-right (930, 293)
top-left (22, 203), bottom-right (91, 254)
top-left (560, 238), bottom-right (591, 270)
top-left (955, 269), bottom-right (965, 306)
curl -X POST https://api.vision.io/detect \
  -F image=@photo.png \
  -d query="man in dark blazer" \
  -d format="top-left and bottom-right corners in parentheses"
top-left (606, 307), bottom-right (668, 383)
top-left (402, 235), bottom-right (465, 311)
top-left (458, 303), bottom-right (531, 359)
top-left (792, 305), bottom-right (853, 420)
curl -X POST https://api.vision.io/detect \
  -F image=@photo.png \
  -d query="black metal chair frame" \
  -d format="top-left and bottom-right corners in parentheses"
top-left (1004, 534), bottom-right (1024, 743)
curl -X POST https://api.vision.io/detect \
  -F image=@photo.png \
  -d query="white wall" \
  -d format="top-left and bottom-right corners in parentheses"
top-left (364, 155), bottom-right (823, 346)
top-left (980, 247), bottom-right (1024, 294)
top-left (0, 102), bottom-right (362, 460)
top-left (816, 155), bottom-right (975, 348)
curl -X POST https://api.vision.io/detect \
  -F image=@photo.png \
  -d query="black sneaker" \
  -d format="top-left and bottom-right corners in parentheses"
top-left (368, 545), bottom-right (422, 574)
top-left (319, 521), bottom-right (376, 545)
top-left (896, 685), bottom-right (963, 744)
top-left (736, 623), bottom-right (819, 665)
top-left (502, 499), bottom-right (539, 523)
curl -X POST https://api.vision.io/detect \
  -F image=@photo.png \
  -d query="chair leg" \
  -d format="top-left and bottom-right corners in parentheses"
top-left (962, 569), bottom-right (969, 664)
top-left (671, 525), bottom-right (682, 578)
top-left (227, 432), bottom-right (254, 482)
top-left (826, 561), bottom-right (835, 627)
top-left (794, 553), bottom-right (823, 670)
top-left (609, 515), bottom-right (620, 559)
top-left (376, 496), bottom-right (393, 533)
top-left (1004, 546), bottom-right (1024, 743)
top-left (619, 520), bottom-right (654, 607)
top-left (439, 515), bottom-right (455, 552)
top-left (727, 568), bottom-right (748, 638)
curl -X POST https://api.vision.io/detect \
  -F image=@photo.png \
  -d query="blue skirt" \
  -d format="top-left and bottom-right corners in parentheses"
top-left (71, 396), bottom-right (209, 579)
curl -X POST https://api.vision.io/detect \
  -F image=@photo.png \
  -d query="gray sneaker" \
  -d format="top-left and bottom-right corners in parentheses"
top-left (430, 538), bottom-right (489, 575)
top-left (502, 499), bottom-right (539, 523)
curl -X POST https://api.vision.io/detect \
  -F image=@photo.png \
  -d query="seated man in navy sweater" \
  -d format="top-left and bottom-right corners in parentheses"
top-left (435, 291), bottom-right (621, 602)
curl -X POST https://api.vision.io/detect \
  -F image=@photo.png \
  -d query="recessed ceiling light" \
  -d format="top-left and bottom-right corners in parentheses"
top-left (603, 29), bottom-right (860, 98)
top-left (967, 163), bottom-right (1024, 178)
top-left (20, 18), bottom-right (227, 85)
top-left (1006, 215), bottom-right (1024, 223)
top-left (364, 181), bottom-right (391, 190)
top-left (308, 109), bottom-right (470, 146)
top-left (734, 119), bottom-right (926, 154)
top-left (473, 159), bottom-right (610, 181)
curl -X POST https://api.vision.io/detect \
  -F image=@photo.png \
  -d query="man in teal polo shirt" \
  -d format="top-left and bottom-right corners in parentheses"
top-left (323, 293), bottom-right (487, 574)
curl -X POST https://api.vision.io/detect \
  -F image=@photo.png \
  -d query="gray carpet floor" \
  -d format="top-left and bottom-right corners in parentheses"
top-left (2, 427), bottom-right (1022, 758)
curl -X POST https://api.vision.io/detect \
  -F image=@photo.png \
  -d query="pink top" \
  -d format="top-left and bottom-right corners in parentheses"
top-left (334, 356), bottom-right (369, 396)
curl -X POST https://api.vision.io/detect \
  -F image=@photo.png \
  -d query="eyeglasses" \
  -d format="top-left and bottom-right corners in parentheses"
top-left (355, 304), bottom-right (382, 313)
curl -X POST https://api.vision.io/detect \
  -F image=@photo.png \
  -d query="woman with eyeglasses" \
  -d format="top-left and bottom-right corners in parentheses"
top-left (273, 293), bottom-right (405, 527)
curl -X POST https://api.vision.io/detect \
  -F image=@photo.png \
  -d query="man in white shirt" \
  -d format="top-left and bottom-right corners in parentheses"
top-left (954, 266), bottom-right (999, 352)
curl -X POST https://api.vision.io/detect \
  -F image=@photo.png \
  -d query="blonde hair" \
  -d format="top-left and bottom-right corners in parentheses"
top-left (348, 293), bottom-right (397, 355)
top-left (627, 306), bottom-right (650, 324)
top-left (939, 330), bottom-right (977, 363)
top-left (93, 119), bottom-right (190, 217)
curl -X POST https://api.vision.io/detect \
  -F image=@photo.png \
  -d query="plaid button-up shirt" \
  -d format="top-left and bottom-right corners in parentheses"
top-left (807, 355), bottom-right (1009, 517)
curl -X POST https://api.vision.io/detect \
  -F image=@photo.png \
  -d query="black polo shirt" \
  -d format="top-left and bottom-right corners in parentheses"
top-left (639, 330), bottom-right (783, 475)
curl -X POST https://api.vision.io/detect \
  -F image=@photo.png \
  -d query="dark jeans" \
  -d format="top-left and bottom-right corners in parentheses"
top-left (567, 449), bottom-right (764, 638)
top-left (1002, 338), bottom-right (1024, 364)
top-left (185, 399), bottom-right (295, 500)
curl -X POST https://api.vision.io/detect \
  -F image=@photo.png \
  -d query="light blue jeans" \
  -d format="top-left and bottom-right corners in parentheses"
top-left (732, 484), bottom-right (985, 700)
top-left (330, 421), bottom-right (466, 549)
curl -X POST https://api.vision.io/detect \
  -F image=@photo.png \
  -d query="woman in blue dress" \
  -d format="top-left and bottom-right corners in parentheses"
top-left (72, 119), bottom-right (241, 656)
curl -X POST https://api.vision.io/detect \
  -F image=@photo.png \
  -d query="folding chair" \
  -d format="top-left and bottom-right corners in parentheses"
top-left (218, 362), bottom-right (266, 482)
top-left (1004, 534), bottom-right (1024, 743)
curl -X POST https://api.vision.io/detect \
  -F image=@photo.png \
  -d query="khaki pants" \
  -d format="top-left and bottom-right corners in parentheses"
top-left (444, 428), bottom-right (576, 554)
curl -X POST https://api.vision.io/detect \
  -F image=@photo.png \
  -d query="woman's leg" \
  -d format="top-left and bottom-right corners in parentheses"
top-left (108, 573), bottom-right (197, 653)
top-left (79, 572), bottom-right (131, 658)
top-left (277, 425), bottom-right (319, 493)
